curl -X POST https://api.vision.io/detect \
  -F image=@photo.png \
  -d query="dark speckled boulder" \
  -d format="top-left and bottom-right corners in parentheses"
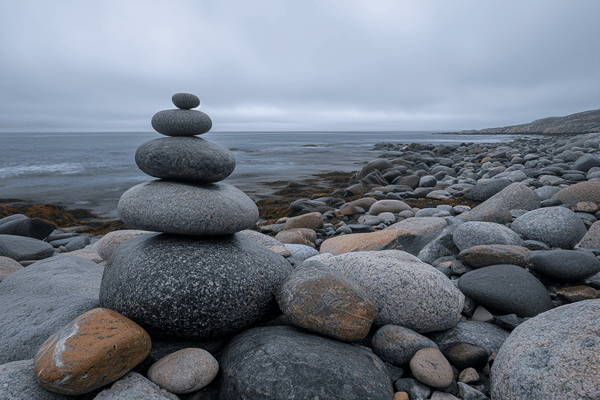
top-left (218, 325), bottom-right (394, 400)
top-left (135, 137), bottom-right (235, 183)
top-left (99, 233), bottom-right (292, 340)
top-left (118, 180), bottom-right (258, 236)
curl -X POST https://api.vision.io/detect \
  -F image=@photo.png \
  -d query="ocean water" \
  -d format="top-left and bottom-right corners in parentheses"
top-left (0, 130), bottom-right (518, 217)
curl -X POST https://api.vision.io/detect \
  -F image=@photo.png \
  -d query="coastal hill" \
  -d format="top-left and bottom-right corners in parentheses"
top-left (443, 108), bottom-right (600, 135)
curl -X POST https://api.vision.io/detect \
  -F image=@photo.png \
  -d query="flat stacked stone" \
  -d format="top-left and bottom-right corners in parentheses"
top-left (100, 94), bottom-right (290, 342)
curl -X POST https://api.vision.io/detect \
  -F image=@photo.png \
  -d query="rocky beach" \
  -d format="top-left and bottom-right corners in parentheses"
top-left (2, 96), bottom-right (600, 399)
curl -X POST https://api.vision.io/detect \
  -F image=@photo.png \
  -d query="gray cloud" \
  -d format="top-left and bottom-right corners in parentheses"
top-left (0, 0), bottom-right (598, 132)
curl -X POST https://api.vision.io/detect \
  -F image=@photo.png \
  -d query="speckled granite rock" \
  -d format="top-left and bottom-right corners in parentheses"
top-left (147, 348), bottom-right (218, 394)
top-left (0, 256), bottom-right (102, 364)
top-left (371, 324), bottom-right (440, 366)
top-left (0, 234), bottom-right (55, 261)
top-left (429, 321), bottom-right (510, 358)
top-left (218, 325), bottom-right (394, 400)
top-left (94, 372), bottom-right (179, 400)
top-left (307, 250), bottom-right (464, 333)
top-left (99, 233), bottom-right (292, 340)
top-left (458, 244), bottom-right (530, 269)
top-left (511, 206), bottom-right (587, 249)
top-left (135, 137), bottom-right (235, 183)
top-left (151, 109), bottom-right (212, 136)
top-left (386, 216), bottom-right (447, 235)
top-left (239, 229), bottom-right (291, 257)
top-left (171, 92), bottom-right (200, 110)
top-left (118, 180), bottom-right (258, 236)
top-left (491, 300), bottom-right (600, 399)
top-left (452, 221), bottom-right (524, 252)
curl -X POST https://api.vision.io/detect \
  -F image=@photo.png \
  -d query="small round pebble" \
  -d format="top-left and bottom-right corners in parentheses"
top-left (172, 93), bottom-right (200, 109)
top-left (409, 347), bottom-right (454, 388)
top-left (147, 348), bottom-right (219, 394)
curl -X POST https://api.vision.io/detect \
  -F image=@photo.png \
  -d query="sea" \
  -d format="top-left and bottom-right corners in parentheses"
top-left (0, 131), bottom-right (519, 218)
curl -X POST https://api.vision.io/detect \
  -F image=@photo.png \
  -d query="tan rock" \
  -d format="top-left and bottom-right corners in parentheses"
top-left (340, 197), bottom-right (377, 213)
top-left (471, 306), bottom-right (494, 323)
top-left (0, 256), bottom-right (23, 281)
top-left (96, 230), bottom-right (153, 261)
top-left (34, 308), bottom-right (151, 395)
top-left (319, 229), bottom-right (414, 255)
top-left (340, 205), bottom-right (365, 216)
top-left (276, 262), bottom-right (374, 341)
top-left (147, 348), bottom-right (219, 394)
top-left (369, 199), bottom-right (411, 215)
top-left (61, 248), bottom-right (103, 263)
top-left (573, 201), bottom-right (599, 213)
top-left (576, 220), bottom-right (600, 249)
top-left (283, 212), bottom-right (323, 230)
top-left (555, 285), bottom-right (599, 303)
top-left (239, 230), bottom-right (290, 257)
top-left (275, 228), bottom-right (317, 248)
top-left (386, 216), bottom-right (447, 235)
top-left (409, 348), bottom-right (453, 388)
top-left (458, 244), bottom-right (530, 269)
top-left (553, 181), bottom-right (600, 204)
top-left (458, 367), bottom-right (480, 384)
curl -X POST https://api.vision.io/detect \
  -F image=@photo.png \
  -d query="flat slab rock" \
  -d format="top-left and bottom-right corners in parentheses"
top-left (218, 325), bottom-right (394, 400)
top-left (118, 180), bottom-right (259, 236)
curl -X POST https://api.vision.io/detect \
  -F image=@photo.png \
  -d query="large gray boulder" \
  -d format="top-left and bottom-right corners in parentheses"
top-left (511, 206), bottom-right (587, 249)
top-left (218, 325), bottom-right (394, 400)
top-left (307, 250), bottom-right (464, 333)
top-left (99, 233), bottom-right (292, 340)
top-left (0, 234), bottom-right (55, 261)
top-left (452, 221), bottom-right (523, 252)
top-left (465, 178), bottom-right (512, 202)
top-left (491, 300), bottom-right (600, 399)
top-left (118, 180), bottom-right (259, 235)
top-left (0, 256), bottom-right (103, 363)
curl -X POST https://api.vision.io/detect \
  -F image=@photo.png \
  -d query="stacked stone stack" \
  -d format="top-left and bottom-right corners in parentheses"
top-left (99, 93), bottom-right (292, 341)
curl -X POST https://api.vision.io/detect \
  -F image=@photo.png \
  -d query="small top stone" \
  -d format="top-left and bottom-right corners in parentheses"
top-left (172, 93), bottom-right (200, 110)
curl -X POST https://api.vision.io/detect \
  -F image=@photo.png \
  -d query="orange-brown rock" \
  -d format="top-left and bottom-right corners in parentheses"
top-left (458, 244), bottom-right (530, 269)
top-left (276, 261), bottom-right (374, 341)
top-left (34, 308), bottom-right (151, 395)
top-left (283, 212), bottom-right (323, 230)
top-left (319, 229), bottom-right (415, 255)
top-left (275, 228), bottom-right (317, 248)
top-left (394, 392), bottom-right (410, 400)
top-left (555, 286), bottom-right (599, 303)
top-left (339, 197), bottom-right (377, 213)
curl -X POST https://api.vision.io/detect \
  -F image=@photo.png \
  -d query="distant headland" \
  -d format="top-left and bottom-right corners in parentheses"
top-left (442, 109), bottom-right (600, 135)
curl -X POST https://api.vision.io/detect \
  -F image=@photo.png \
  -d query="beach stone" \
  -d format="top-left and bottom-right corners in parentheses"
top-left (577, 220), bottom-right (600, 248)
top-left (0, 255), bottom-right (23, 281)
top-left (276, 261), bottom-right (374, 341)
top-left (552, 181), bottom-right (600, 204)
top-left (218, 325), bottom-right (393, 400)
top-left (371, 324), bottom-right (440, 366)
top-left (135, 137), bottom-right (235, 183)
top-left (357, 158), bottom-right (394, 180)
top-left (240, 229), bottom-right (290, 257)
top-left (62, 248), bottom-right (103, 263)
top-left (275, 228), bottom-right (317, 247)
top-left (290, 198), bottom-right (333, 216)
top-left (493, 169), bottom-right (528, 182)
top-left (430, 392), bottom-right (460, 400)
top-left (378, 211), bottom-right (396, 224)
top-left (151, 109), bottom-right (212, 136)
top-left (394, 393), bottom-right (409, 400)
top-left (459, 264), bottom-right (553, 317)
top-left (0, 213), bottom-right (28, 225)
top-left (0, 256), bottom-right (102, 364)
top-left (452, 222), bottom-right (523, 252)
top-left (573, 153), bottom-right (600, 172)
top-left (439, 342), bottom-right (488, 371)
top-left (63, 235), bottom-right (90, 252)
top-left (458, 245), bottom-right (530, 269)
top-left (491, 299), bottom-right (600, 399)
top-left (394, 174), bottom-right (421, 188)
top-left (387, 216), bottom-right (447, 235)
top-left (118, 181), bottom-right (258, 236)
top-left (573, 201), bottom-right (599, 213)
top-left (419, 175), bottom-right (437, 187)
top-left (555, 285), bottom-right (599, 302)
top-left (94, 372), bottom-right (178, 400)
top-left (171, 92), bottom-right (200, 109)
top-left (147, 348), bottom-right (218, 394)
top-left (0, 217), bottom-right (56, 240)
top-left (457, 383), bottom-right (489, 400)
top-left (96, 229), bottom-right (153, 261)
top-left (307, 251), bottom-right (464, 333)
top-left (368, 199), bottom-right (411, 215)
top-left (417, 225), bottom-right (461, 264)
top-left (339, 197), bottom-right (377, 213)
top-left (410, 348), bottom-right (453, 388)
top-left (472, 305), bottom-right (494, 323)
top-left (465, 178), bottom-right (512, 202)
top-left (511, 206), bottom-right (587, 249)
top-left (319, 229), bottom-right (415, 255)
top-left (0, 234), bottom-right (54, 261)
top-left (530, 250), bottom-right (600, 281)
top-left (99, 233), bottom-right (292, 340)
top-left (0, 359), bottom-right (80, 400)
top-left (429, 321), bottom-right (510, 358)
top-left (283, 211), bottom-right (323, 230)
top-left (394, 378), bottom-right (431, 399)
top-left (535, 185), bottom-right (563, 201)
top-left (283, 243), bottom-right (319, 266)
top-left (34, 308), bottom-right (151, 395)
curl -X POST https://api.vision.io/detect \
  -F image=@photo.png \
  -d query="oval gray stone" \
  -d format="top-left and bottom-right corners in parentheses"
top-left (218, 325), bottom-right (394, 400)
top-left (171, 93), bottom-right (200, 110)
top-left (458, 264), bottom-right (553, 318)
top-left (452, 221), bottom-right (524, 252)
top-left (491, 300), bottom-right (600, 399)
top-left (530, 250), bottom-right (600, 282)
top-left (118, 181), bottom-right (258, 236)
top-left (511, 206), bottom-right (587, 249)
top-left (135, 137), bottom-right (235, 183)
top-left (151, 109), bottom-right (212, 136)
top-left (99, 233), bottom-right (292, 340)
top-left (429, 321), bottom-right (510, 358)
top-left (371, 324), bottom-right (440, 366)
top-left (0, 234), bottom-right (55, 262)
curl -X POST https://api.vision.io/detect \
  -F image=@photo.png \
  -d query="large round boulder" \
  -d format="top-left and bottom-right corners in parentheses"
top-left (118, 181), bottom-right (258, 236)
top-left (218, 325), bottom-right (394, 400)
top-left (307, 250), bottom-right (464, 333)
top-left (99, 233), bottom-right (292, 340)
top-left (491, 300), bottom-right (600, 399)
top-left (452, 221), bottom-right (523, 252)
top-left (510, 206), bottom-right (587, 249)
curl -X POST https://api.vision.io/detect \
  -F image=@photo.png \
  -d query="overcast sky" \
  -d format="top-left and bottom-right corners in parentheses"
top-left (1, 0), bottom-right (598, 132)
